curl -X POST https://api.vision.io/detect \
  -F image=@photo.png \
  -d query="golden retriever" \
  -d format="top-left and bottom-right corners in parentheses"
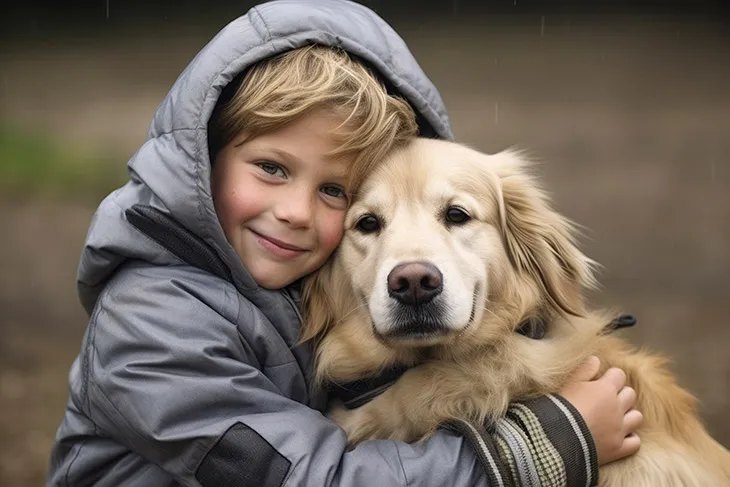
top-left (300, 138), bottom-right (730, 486)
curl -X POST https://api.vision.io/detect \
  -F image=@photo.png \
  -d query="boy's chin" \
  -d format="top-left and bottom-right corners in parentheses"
top-left (249, 267), bottom-right (296, 290)
top-left (243, 258), bottom-right (310, 290)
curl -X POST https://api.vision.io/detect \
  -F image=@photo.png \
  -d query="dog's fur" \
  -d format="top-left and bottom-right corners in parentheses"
top-left (301, 138), bottom-right (730, 486)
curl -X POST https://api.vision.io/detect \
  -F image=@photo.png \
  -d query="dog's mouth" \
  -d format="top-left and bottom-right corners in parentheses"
top-left (378, 283), bottom-right (481, 344)
top-left (382, 302), bottom-right (452, 340)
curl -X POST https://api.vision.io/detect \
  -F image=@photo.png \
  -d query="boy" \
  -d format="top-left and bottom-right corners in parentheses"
top-left (47, 1), bottom-right (641, 485)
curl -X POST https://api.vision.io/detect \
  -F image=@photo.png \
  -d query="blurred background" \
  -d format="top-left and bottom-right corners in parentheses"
top-left (1, 0), bottom-right (728, 484)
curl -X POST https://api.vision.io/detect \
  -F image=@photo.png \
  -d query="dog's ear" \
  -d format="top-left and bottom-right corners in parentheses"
top-left (494, 152), bottom-right (599, 316)
top-left (299, 257), bottom-right (355, 345)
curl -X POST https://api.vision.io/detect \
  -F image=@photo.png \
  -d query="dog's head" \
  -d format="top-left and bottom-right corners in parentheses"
top-left (303, 138), bottom-right (598, 351)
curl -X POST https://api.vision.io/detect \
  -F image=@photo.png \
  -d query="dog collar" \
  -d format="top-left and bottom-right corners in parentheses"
top-left (328, 318), bottom-right (556, 410)
top-left (603, 313), bottom-right (637, 333)
top-left (327, 314), bottom-right (637, 410)
top-left (516, 313), bottom-right (637, 340)
top-left (327, 363), bottom-right (415, 410)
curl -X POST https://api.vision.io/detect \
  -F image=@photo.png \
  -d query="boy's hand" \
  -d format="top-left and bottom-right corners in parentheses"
top-left (559, 356), bottom-right (643, 466)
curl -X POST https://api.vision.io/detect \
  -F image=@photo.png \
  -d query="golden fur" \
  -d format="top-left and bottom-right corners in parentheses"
top-left (301, 138), bottom-right (730, 486)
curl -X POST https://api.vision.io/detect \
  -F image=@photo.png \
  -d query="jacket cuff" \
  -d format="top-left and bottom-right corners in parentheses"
top-left (441, 419), bottom-right (514, 487)
top-left (512, 394), bottom-right (599, 487)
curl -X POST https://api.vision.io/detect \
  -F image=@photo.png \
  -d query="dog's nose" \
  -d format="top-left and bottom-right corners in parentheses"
top-left (387, 262), bottom-right (443, 306)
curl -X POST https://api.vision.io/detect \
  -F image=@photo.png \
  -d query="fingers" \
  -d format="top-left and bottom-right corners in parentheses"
top-left (623, 409), bottom-right (644, 435)
top-left (617, 386), bottom-right (637, 412)
top-left (618, 433), bottom-right (642, 459)
top-left (570, 355), bottom-right (601, 382)
top-left (600, 367), bottom-right (627, 392)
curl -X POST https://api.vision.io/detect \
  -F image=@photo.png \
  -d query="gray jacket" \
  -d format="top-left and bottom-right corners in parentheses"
top-left (48, 1), bottom-right (597, 486)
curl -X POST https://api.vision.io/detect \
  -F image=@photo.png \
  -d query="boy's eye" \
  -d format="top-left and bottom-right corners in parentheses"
top-left (256, 161), bottom-right (286, 178)
top-left (321, 185), bottom-right (347, 199)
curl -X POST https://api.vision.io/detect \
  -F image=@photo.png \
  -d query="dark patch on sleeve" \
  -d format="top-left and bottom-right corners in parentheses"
top-left (196, 422), bottom-right (290, 487)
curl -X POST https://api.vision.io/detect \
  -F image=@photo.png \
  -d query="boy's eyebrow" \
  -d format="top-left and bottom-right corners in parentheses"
top-left (269, 147), bottom-right (301, 164)
top-left (233, 143), bottom-right (300, 163)
top-left (319, 163), bottom-right (350, 184)
top-left (328, 170), bottom-right (350, 185)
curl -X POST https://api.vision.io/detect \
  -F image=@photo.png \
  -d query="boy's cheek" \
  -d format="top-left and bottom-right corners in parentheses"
top-left (320, 220), bottom-right (346, 255)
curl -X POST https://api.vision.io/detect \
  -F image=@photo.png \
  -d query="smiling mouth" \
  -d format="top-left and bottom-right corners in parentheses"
top-left (253, 231), bottom-right (306, 251)
top-left (249, 229), bottom-right (308, 258)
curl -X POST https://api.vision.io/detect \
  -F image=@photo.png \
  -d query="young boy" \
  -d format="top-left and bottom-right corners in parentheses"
top-left (47, 1), bottom-right (641, 485)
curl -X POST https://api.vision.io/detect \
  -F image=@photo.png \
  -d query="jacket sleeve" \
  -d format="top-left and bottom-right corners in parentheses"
top-left (83, 265), bottom-right (596, 487)
top-left (446, 396), bottom-right (599, 487)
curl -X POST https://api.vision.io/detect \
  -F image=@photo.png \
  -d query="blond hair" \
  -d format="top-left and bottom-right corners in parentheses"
top-left (209, 45), bottom-right (419, 191)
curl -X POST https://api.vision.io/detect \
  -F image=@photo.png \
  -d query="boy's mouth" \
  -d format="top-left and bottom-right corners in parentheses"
top-left (249, 229), bottom-right (308, 258)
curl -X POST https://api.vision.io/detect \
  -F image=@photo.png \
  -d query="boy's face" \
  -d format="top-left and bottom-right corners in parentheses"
top-left (211, 110), bottom-right (353, 289)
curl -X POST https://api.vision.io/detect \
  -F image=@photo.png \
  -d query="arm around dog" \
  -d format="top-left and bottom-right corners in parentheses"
top-left (448, 399), bottom-right (600, 487)
top-left (81, 264), bottom-right (494, 486)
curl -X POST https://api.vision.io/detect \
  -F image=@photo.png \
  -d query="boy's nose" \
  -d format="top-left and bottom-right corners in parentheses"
top-left (274, 191), bottom-right (313, 228)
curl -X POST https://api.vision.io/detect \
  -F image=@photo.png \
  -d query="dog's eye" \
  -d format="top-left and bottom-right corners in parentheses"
top-left (445, 206), bottom-right (471, 225)
top-left (355, 214), bottom-right (381, 233)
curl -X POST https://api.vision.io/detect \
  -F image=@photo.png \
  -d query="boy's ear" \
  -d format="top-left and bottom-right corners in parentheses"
top-left (494, 155), bottom-right (599, 317)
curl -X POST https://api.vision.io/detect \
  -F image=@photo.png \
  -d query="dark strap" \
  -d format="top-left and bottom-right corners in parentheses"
top-left (327, 363), bottom-right (414, 410)
top-left (125, 204), bottom-right (234, 284)
top-left (517, 313), bottom-right (638, 340)
top-left (330, 315), bottom-right (553, 410)
top-left (602, 313), bottom-right (638, 334)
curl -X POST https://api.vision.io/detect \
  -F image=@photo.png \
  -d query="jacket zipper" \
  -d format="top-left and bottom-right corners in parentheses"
top-left (498, 421), bottom-right (541, 487)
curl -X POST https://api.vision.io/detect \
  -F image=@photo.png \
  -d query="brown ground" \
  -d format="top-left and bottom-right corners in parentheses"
top-left (1, 18), bottom-right (728, 486)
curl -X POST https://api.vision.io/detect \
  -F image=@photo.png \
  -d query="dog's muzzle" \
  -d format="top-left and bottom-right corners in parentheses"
top-left (383, 261), bottom-right (449, 339)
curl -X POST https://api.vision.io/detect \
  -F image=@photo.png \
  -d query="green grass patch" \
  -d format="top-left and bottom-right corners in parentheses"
top-left (0, 125), bottom-right (128, 202)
